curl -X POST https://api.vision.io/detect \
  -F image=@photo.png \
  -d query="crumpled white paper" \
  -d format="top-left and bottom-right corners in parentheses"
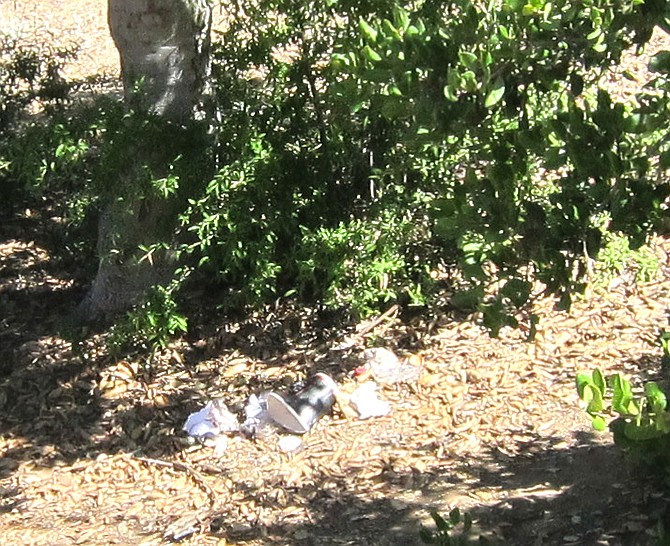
top-left (349, 381), bottom-right (391, 419)
top-left (183, 399), bottom-right (239, 440)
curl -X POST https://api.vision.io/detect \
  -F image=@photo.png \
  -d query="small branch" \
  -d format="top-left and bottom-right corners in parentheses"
top-left (133, 455), bottom-right (216, 506)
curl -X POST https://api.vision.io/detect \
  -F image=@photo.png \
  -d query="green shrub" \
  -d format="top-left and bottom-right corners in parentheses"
top-left (7, 1), bottom-right (670, 345)
top-left (108, 284), bottom-right (188, 355)
top-left (420, 508), bottom-right (485, 545)
top-left (0, 32), bottom-right (78, 207)
top-left (577, 369), bottom-right (670, 470)
top-left (172, 0), bottom-right (670, 328)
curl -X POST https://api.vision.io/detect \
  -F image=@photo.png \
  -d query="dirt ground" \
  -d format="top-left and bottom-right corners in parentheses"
top-left (2, 2), bottom-right (670, 545)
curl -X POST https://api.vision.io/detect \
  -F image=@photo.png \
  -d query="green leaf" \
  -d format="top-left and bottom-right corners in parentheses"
top-left (463, 512), bottom-right (473, 532)
top-left (501, 278), bottom-right (531, 307)
top-left (362, 45), bottom-right (382, 62)
top-left (459, 51), bottom-right (478, 68)
top-left (576, 372), bottom-right (593, 398)
top-left (443, 85), bottom-right (458, 102)
top-left (359, 19), bottom-right (378, 42)
top-left (649, 50), bottom-right (670, 74)
top-left (449, 507), bottom-right (461, 525)
top-left (393, 5), bottom-right (410, 32)
top-left (610, 373), bottom-right (637, 415)
top-left (585, 384), bottom-right (604, 414)
top-left (432, 510), bottom-right (452, 532)
top-left (592, 415), bottom-right (607, 431)
top-left (659, 150), bottom-right (670, 170)
top-left (382, 19), bottom-right (402, 41)
top-left (592, 368), bottom-right (606, 397)
top-left (645, 382), bottom-right (667, 413)
top-left (484, 77), bottom-right (505, 108)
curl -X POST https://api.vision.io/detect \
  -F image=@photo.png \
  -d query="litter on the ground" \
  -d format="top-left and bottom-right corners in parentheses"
top-left (278, 435), bottom-right (303, 452)
top-left (266, 373), bottom-right (337, 434)
top-left (240, 392), bottom-right (271, 437)
top-left (363, 347), bottom-right (421, 384)
top-left (349, 381), bottom-right (391, 419)
top-left (183, 374), bottom-right (339, 443)
top-left (182, 399), bottom-right (239, 440)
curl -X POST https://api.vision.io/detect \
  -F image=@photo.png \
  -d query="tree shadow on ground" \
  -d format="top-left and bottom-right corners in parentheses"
top-left (193, 431), bottom-right (667, 546)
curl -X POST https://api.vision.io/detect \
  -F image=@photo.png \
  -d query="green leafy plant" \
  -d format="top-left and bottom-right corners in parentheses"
top-left (108, 284), bottom-right (188, 355)
top-left (577, 369), bottom-right (670, 467)
top-left (176, 0), bottom-right (670, 328)
top-left (5, 0), bottom-right (670, 343)
top-left (419, 508), bottom-right (485, 545)
top-left (661, 330), bottom-right (670, 368)
top-left (593, 222), bottom-right (660, 284)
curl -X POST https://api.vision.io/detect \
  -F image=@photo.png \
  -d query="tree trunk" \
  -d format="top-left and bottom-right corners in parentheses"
top-left (77, 0), bottom-right (212, 321)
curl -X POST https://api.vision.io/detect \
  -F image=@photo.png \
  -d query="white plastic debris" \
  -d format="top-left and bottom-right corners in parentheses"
top-left (363, 347), bottom-right (421, 384)
top-left (183, 399), bottom-right (239, 440)
top-left (278, 435), bottom-right (303, 452)
top-left (240, 392), bottom-right (272, 437)
top-left (349, 381), bottom-right (391, 419)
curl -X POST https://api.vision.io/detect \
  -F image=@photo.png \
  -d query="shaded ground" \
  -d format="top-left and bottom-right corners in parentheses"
top-left (2, 2), bottom-right (670, 545)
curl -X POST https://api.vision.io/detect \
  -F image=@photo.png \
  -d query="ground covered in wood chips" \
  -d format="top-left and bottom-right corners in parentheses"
top-left (2, 2), bottom-right (670, 545)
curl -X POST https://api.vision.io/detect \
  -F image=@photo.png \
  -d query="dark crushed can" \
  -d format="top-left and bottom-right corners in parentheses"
top-left (266, 373), bottom-right (337, 434)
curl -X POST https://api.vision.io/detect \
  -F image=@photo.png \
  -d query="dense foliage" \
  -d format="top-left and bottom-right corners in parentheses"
top-left (172, 0), bottom-right (670, 330)
top-left (2, 0), bottom-right (670, 335)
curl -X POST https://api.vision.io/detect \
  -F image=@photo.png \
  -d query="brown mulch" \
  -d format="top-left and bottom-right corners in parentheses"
top-left (2, 3), bottom-right (670, 545)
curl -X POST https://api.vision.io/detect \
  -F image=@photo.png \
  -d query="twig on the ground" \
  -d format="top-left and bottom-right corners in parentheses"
top-left (132, 454), bottom-right (216, 507)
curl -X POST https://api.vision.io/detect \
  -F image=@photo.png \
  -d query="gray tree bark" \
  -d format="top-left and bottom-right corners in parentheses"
top-left (77, 0), bottom-right (212, 321)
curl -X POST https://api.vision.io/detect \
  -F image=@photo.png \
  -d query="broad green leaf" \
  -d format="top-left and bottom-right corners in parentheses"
top-left (359, 19), bottom-right (378, 42)
top-left (592, 368), bottom-right (606, 397)
top-left (649, 50), bottom-right (670, 73)
top-left (351, 100), bottom-right (366, 114)
top-left (432, 510), bottom-right (452, 531)
top-left (484, 77), bottom-right (505, 107)
top-left (449, 507), bottom-right (461, 525)
top-left (362, 45), bottom-right (382, 62)
top-left (576, 372), bottom-right (593, 398)
top-left (463, 512), bottom-right (473, 532)
top-left (443, 85), bottom-right (458, 102)
top-left (585, 385), bottom-right (604, 413)
top-left (501, 278), bottom-right (531, 307)
top-left (459, 51), bottom-right (478, 68)
top-left (645, 381), bottom-right (667, 413)
top-left (382, 19), bottom-right (402, 41)
top-left (592, 415), bottom-right (607, 431)
top-left (462, 70), bottom-right (478, 93)
top-left (393, 5), bottom-right (410, 32)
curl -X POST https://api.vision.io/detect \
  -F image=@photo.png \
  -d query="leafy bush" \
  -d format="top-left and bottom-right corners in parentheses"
top-left (167, 0), bottom-right (670, 327)
top-left (4, 0), bottom-right (670, 342)
top-left (594, 229), bottom-right (660, 283)
top-left (108, 284), bottom-right (188, 355)
top-left (0, 32), bottom-right (78, 207)
top-left (577, 369), bottom-right (670, 469)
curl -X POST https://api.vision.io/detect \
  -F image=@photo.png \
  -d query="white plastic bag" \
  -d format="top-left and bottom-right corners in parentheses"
top-left (183, 399), bottom-right (239, 440)
top-left (349, 381), bottom-right (391, 419)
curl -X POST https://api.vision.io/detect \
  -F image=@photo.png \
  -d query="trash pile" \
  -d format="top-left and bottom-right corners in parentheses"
top-left (183, 347), bottom-right (422, 452)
